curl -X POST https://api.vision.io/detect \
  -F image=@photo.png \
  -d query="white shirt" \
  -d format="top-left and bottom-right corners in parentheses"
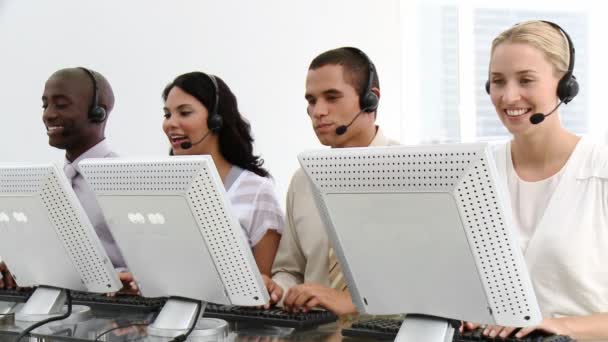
top-left (506, 143), bottom-right (564, 251)
top-left (494, 138), bottom-right (608, 320)
top-left (225, 167), bottom-right (284, 247)
top-left (66, 139), bottom-right (126, 269)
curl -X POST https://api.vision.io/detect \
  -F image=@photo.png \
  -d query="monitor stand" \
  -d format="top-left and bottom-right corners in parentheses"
top-left (147, 298), bottom-right (228, 339)
top-left (15, 286), bottom-right (91, 323)
top-left (0, 301), bottom-right (16, 316)
top-left (395, 315), bottom-right (455, 342)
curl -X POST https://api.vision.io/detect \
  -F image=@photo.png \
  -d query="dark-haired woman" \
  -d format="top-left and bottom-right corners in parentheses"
top-left (162, 72), bottom-right (284, 276)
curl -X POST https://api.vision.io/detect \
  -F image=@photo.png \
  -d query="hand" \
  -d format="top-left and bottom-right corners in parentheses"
top-left (283, 283), bottom-right (357, 316)
top-left (116, 272), bottom-right (139, 295)
top-left (514, 318), bottom-right (571, 339)
top-left (481, 318), bottom-right (568, 339)
top-left (0, 262), bottom-right (16, 289)
top-left (261, 275), bottom-right (283, 309)
top-left (459, 321), bottom-right (481, 333)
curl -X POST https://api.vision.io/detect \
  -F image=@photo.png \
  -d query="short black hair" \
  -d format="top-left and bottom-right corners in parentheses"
top-left (308, 47), bottom-right (380, 98)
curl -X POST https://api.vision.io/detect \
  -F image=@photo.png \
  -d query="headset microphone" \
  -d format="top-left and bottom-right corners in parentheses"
top-left (335, 109), bottom-right (366, 135)
top-left (180, 130), bottom-right (212, 149)
top-left (529, 100), bottom-right (564, 125)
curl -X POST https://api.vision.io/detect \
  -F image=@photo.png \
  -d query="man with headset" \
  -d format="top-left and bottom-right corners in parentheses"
top-left (41, 68), bottom-right (134, 291)
top-left (1, 68), bottom-right (131, 289)
top-left (266, 47), bottom-right (398, 315)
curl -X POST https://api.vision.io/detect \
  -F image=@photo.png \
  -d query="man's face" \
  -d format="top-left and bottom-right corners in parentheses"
top-left (41, 74), bottom-right (93, 150)
top-left (305, 64), bottom-right (362, 147)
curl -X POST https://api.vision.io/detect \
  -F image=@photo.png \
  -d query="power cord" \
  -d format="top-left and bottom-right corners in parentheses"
top-left (168, 299), bottom-right (202, 342)
top-left (14, 289), bottom-right (72, 342)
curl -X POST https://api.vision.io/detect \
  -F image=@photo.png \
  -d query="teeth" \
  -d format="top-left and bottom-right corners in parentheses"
top-left (506, 109), bottom-right (528, 117)
top-left (47, 126), bottom-right (64, 131)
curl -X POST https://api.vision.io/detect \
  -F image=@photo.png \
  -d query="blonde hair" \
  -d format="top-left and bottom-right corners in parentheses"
top-left (491, 20), bottom-right (571, 77)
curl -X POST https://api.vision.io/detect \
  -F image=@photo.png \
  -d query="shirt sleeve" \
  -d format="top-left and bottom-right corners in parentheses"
top-left (248, 178), bottom-right (285, 247)
top-left (271, 171), bottom-right (307, 294)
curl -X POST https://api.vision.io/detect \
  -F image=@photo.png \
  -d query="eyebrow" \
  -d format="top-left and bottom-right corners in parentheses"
top-left (490, 70), bottom-right (538, 77)
top-left (164, 104), bottom-right (194, 111)
top-left (305, 88), bottom-right (343, 100)
top-left (41, 94), bottom-right (70, 102)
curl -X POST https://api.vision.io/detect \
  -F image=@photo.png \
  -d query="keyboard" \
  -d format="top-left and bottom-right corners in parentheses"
top-left (0, 288), bottom-right (165, 312)
top-left (203, 304), bottom-right (338, 329)
top-left (342, 318), bottom-right (575, 342)
top-left (1, 289), bottom-right (337, 328)
top-left (0, 288), bottom-right (33, 303)
top-left (71, 292), bottom-right (166, 312)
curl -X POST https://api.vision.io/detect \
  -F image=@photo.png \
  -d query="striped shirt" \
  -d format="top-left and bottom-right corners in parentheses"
top-left (226, 167), bottom-right (284, 247)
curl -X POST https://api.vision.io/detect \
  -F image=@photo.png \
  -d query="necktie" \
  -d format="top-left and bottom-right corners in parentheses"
top-left (328, 247), bottom-right (348, 292)
top-left (63, 163), bottom-right (78, 187)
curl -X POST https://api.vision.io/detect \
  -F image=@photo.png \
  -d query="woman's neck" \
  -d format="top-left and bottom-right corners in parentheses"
top-left (510, 126), bottom-right (579, 181)
top-left (211, 152), bottom-right (233, 183)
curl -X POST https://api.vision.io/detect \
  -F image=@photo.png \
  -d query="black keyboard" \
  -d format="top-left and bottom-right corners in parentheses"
top-left (203, 304), bottom-right (338, 329)
top-left (0, 288), bottom-right (165, 312)
top-left (342, 318), bottom-right (575, 342)
top-left (0, 288), bottom-right (33, 303)
top-left (71, 292), bottom-right (166, 312)
top-left (1, 289), bottom-right (337, 328)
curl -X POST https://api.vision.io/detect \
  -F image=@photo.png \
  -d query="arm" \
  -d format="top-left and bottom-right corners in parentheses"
top-left (253, 230), bottom-right (281, 276)
top-left (270, 173), bottom-right (307, 300)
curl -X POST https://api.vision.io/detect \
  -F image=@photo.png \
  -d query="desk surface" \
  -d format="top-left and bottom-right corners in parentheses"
top-left (0, 304), bottom-right (380, 342)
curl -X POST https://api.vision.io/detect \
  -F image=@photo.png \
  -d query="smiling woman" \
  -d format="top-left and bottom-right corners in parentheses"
top-left (161, 71), bottom-right (285, 277)
top-left (470, 20), bottom-right (608, 341)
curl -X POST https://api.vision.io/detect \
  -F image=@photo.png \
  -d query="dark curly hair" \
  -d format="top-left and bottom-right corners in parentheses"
top-left (163, 72), bottom-right (269, 178)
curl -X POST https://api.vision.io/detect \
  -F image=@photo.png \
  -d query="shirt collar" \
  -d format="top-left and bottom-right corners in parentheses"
top-left (64, 139), bottom-right (112, 173)
top-left (369, 126), bottom-right (390, 147)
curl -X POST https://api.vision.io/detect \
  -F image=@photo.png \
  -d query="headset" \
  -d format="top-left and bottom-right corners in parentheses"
top-left (344, 47), bottom-right (380, 112)
top-left (485, 20), bottom-right (579, 104)
top-left (78, 67), bottom-right (107, 123)
top-left (202, 73), bottom-right (223, 133)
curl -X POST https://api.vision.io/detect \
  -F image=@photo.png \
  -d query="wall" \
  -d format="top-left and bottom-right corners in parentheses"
top-left (0, 0), bottom-right (403, 200)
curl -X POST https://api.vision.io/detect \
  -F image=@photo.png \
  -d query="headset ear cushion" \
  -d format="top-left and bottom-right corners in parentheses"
top-left (485, 80), bottom-right (491, 94)
top-left (557, 75), bottom-right (579, 104)
top-left (89, 106), bottom-right (107, 123)
top-left (362, 91), bottom-right (379, 112)
top-left (208, 114), bottom-right (224, 133)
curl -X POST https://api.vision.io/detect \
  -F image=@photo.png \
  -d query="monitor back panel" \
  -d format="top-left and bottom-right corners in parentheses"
top-left (299, 144), bottom-right (541, 327)
top-left (0, 164), bottom-right (121, 292)
top-left (79, 156), bottom-right (268, 306)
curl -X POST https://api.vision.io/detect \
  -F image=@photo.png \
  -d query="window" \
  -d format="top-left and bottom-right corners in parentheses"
top-left (401, 2), bottom-right (591, 143)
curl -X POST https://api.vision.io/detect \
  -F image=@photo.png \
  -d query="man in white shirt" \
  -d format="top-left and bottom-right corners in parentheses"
top-left (41, 68), bottom-right (133, 291)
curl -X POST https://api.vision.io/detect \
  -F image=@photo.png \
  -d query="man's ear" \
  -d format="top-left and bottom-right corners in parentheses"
top-left (371, 87), bottom-right (380, 100)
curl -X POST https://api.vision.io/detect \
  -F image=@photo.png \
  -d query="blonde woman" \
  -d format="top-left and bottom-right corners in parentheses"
top-left (467, 20), bottom-right (608, 341)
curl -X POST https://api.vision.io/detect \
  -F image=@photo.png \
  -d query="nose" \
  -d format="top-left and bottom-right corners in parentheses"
top-left (502, 81), bottom-right (522, 104)
top-left (162, 112), bottom-right (180, 134)
top-left (309, 100), bottom-right (329, 119)
top-left (42, 106), bottom-right (58, 124)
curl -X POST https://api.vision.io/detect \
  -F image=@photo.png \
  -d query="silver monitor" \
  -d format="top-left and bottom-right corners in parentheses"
top-left (298, 143), bottom-right (542, 342)
top-left (0, 163), bottom-right (122, 322)
top-left (79, 155), bottom-right (269, 338)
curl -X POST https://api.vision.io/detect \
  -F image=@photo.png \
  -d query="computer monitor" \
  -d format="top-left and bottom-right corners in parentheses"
top-left (298, 143), bottom-right (542, 342)
top-left (0, 163), bottom-right (122, 322)
top-left (79, 155), bottom-right (269, 338)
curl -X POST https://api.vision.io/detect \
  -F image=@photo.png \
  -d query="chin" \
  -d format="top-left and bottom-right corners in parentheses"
top-left (172, 149), bottom-right (189, 156)
top-left (48, 138), bottom-right (68, 150)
